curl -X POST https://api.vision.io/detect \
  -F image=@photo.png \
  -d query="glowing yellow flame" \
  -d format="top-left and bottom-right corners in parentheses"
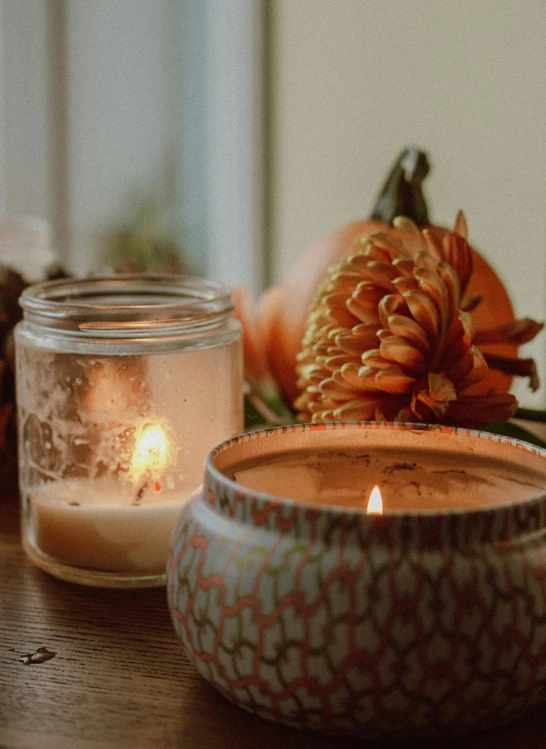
top-left (367, 485), bottom-right (383, 515)
top-left (131, 423), bottom-right (169, 482)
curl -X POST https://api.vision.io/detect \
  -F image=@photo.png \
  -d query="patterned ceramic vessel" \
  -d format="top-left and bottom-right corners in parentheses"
top-left (167, 422), bottom-right (546, 740)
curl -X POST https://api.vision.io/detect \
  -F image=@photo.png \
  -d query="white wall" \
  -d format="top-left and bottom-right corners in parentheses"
top-left (1, 0), bottom-right (52, 224)
top-left (268, 0), bottom-right (546, 406)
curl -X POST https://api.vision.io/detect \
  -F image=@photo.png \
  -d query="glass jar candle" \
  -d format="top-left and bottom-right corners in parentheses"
top-left (15, 274), bottom-right (243, 587)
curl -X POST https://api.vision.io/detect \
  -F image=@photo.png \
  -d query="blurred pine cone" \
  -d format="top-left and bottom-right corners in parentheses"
top-left (0, 266), bottom-right (27, 482)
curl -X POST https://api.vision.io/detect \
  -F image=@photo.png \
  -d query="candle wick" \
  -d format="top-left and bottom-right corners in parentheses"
top-left (133, 483), bottom-right (146, 506)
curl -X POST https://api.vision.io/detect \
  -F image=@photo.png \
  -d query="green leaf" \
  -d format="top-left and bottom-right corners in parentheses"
top-left (480, 421), bottom-right (546, 450)
top-left (244, 394), bottom-right (269, 428)
top-left (243, 390), bottom-right (296, 429)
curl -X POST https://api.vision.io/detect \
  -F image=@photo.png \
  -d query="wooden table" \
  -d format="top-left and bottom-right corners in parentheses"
top-left (3, 428), bottom-right (546, 749)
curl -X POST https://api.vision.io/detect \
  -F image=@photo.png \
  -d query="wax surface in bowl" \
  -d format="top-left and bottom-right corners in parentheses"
top-left (229, 447), bottom-right (546, 511)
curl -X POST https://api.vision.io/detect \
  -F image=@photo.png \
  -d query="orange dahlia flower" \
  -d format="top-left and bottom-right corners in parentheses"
top-left (294, 215), bottom-right (542, 427)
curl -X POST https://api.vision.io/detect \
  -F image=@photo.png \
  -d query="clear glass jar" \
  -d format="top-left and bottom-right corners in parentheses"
top-left (15, 274), bottom-right (243, 587)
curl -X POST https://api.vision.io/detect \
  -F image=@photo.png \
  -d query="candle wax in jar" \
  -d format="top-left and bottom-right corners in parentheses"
top-left (229, 448), bottom-right (546, 512)
top-left (29, 479), bottom-right (191, 573)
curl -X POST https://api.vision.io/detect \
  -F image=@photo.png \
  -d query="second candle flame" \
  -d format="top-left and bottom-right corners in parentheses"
top-left (367, 485), bottom-right (383, 515)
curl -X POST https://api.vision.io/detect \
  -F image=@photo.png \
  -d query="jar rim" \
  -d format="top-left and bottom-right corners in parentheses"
top-left (19, 274), bottom-right (235, 335)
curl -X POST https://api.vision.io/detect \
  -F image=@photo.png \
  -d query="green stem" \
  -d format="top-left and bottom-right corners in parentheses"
top-left (246, 392), bottom-right (293, 426)
top-left (514, 407), bottom-right (546, 423)
top-left (371, 148), bottom-right (431, 226)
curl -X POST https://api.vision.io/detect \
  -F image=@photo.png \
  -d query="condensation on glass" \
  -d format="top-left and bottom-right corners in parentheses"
top-left (15, 275), bottom-right (243, 587)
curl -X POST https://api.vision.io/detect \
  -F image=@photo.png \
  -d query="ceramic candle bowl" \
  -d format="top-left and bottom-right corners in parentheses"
top-left (167, 422), bottom-right (546, 740)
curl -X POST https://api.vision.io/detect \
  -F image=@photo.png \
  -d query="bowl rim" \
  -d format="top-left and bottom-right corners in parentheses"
top-left (205, 421), bottom-right (546, 522)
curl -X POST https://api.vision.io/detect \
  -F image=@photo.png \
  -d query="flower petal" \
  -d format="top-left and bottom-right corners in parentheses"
top-left (387, 314), bottom-right (431, 354)
top-left (340, 363), bottom-right (382, 390)
top-left (232, 285), bottom-right (278, 394)
top-left (447, 392), bottom-right (517, 426)
top-left (375, 366), bottom-right (416, 393)
top-left (335, 329), bottom-right (378, 355)
top-left (393, 216), bottom-right (428, 256)
top-left (324, 355), bottom-right (361, 372)
top-left (378, 294), bottom-right (408, 327)
top-left (379, 336), bottom-right (426, 373)
top-left (403, 289), bottom-right (439, 339)
top-left (364, 231), bottom-right (410, 259)
top-left (483, 353), bottom-right (540, 392)
top-left (333, 398), bottom-right (384, 420)
top-left (473, 318), bottom-right (544, 346)
top-left (360, 351), bottom-right (393, 371)
top-left (354, 260), bottom-right (400, 290)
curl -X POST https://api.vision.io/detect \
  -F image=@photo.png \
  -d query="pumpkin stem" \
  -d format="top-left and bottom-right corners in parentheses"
top-left (371, 148), bottom-right (430, 226)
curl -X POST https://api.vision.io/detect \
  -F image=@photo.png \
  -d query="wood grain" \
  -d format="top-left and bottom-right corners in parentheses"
top-left (3, 427), bottom-right (546, 749)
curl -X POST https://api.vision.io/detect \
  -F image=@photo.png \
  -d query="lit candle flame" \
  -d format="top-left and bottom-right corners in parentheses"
top-left (131, 423), bottom-right (169, 487)
top-left (367, 485), bottom-right (383, 515)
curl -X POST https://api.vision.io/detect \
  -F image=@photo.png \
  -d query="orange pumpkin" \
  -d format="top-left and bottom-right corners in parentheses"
top-left (262, 149), bottom-right (516, 403)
